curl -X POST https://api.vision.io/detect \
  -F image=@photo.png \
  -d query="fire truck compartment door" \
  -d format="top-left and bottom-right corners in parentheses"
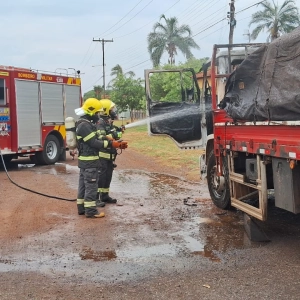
top-left (40, 83), bottom-right (64, 123)
top-left (65, 85), bottom-right (81, 120)
top-left (15, 80), bottom-right (41, 148)
top-left (145, 68), bottom-right (204, 149)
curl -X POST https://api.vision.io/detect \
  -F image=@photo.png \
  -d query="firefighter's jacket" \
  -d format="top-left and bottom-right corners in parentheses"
top-left (96, 116), bottom-right (122, 161)
top-left (76, 115), bottom-right (109, 169)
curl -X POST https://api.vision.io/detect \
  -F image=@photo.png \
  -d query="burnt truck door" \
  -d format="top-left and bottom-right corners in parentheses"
top-left (144, 68), bottom-right (206, 149)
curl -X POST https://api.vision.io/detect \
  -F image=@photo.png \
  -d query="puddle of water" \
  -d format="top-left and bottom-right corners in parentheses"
top-left (80, 247), bottom-right (117, 261)
top-left (117, 244), bottom-right (177, 260)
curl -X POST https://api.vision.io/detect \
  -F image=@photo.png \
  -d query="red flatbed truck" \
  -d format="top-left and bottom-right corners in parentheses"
top-left (145, 28), bottom-right (300, 225)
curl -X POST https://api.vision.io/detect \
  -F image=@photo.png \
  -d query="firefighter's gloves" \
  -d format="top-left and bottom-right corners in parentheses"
top-left (111, 140), bottom-right (128, 149)
top-left (118, 125), bottom-right (126, 133)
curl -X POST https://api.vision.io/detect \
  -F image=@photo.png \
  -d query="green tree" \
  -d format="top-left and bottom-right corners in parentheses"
top-left (148, 58), bottom-right (208, 102)
top-left (93, 85), bottom-right (103, 99)
top-left (110, 74), bottom-right (144, 122)
top-left (249, 0), bottom-right (300, 41)
top-left (147, 14), bottom-right (200, 67)
top-left (108, 64), bottom-right (136, 87)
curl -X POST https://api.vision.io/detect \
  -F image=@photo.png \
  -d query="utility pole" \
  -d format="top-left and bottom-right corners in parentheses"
top-left (243, 30), bottom-right (251, 43)
top-left (92, 38), bottom-right (113, 97)
top-left (228, 0), bottom-right (236, 45)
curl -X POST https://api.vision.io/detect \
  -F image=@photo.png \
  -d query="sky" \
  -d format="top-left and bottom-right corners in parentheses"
top-left (2, 0), bottom-right (300, 94)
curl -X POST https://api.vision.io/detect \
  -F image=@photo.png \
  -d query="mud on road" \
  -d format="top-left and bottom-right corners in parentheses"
top-left (1, 149), bottom-right (300, 300)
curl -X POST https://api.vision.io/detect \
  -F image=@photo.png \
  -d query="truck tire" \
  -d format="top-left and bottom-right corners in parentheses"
top-left (36, 135), bottom-right (60, 165)
top-left (207, 149), bottom-right (231, 209)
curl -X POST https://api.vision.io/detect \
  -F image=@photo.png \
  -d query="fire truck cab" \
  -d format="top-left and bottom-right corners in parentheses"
top-left (0, 66), bottom-right (82, 164)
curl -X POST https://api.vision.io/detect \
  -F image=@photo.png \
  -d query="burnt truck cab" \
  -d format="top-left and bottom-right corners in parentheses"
top-left (144, 68), bottom-right (204, 149)
top-left (144, 44), bottom-right (262, 172)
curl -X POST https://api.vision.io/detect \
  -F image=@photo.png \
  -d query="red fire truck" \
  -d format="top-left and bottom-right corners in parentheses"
top-left (0, 66), bottom-right (82, 164)
top-left (145, 28), bottom-right (300, 223)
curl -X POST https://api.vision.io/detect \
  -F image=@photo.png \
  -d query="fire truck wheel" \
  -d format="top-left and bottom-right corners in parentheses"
top-left (36, 135), bottom-right (60, 165)
top-left (207, 149), bottom-right (231, 210)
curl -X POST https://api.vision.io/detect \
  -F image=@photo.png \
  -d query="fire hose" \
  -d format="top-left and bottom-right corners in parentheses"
top-left (0, 148), bottom-right (76, 201)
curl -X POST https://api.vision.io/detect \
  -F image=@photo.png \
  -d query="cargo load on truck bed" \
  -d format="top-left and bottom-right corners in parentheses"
top-left (220, 27), bottom-right (300, 121)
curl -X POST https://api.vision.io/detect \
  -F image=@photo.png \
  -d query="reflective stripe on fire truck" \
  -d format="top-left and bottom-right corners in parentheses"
top-left (67, 78), bottom-right (81, 85)
top-left (54, 125), bottom-right (66, 138)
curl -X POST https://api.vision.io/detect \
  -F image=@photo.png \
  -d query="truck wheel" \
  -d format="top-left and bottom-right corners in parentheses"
top-left (207, 149), bottom-right (231, 209)
top-left (36, 135), bottom-right (60, 165)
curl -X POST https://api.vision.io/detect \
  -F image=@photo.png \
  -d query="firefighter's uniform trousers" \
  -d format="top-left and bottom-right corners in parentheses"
top-left (77, 167), bottom-right (99, 216)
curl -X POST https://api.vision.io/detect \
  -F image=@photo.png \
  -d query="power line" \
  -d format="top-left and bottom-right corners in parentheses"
top-left (123, 59), bottom-right (151, 72)
top-left (83, 1), bottom-right (264, 93)
top-left (83, 75), bottom-right (104, 94)
top-left (115, 0), bottom-right (180, 39)
top-left (236, 0), bottom-right (266, 14)
top-left (191, 0), bottom-right (262, 39)
top-left (81, 42), bottom-right (98, 69)
top-left (190, 2), bottom-right (226, 28)
top-left (177, 0), bottom-right (203, 20)
top-left (192, 17), bottom-right (226, 38)
top-left (99, 0), bottom-right (144, 36)
top-left (180, 0), bottom-right (221, 23)
top-left (104, 0), bottom-right (155, 37)
top-left (79, 41), bottom-right (93, 68)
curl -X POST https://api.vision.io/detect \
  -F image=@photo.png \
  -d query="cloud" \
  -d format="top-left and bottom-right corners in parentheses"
top-left (1, 0), bottom-right (296, 93)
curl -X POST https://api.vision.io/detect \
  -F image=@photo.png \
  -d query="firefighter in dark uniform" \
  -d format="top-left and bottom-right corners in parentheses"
top-left (75, 98), bottom-right (126, 217)
top-left (96, 99), bottom-right (126, 206)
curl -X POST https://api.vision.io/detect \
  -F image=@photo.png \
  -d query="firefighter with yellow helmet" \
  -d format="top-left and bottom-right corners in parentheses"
top-left (96, 99), bottom-right (127, 206)
top-left (74, 98), bottom-right (126, 217)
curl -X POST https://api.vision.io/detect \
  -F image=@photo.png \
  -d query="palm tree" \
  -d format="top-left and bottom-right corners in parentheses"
top-left (249, 0), bottom-right (300, 42)
top-left (110, 64), bottom-right (123, 77)
top-left (108, 64), bottom-right (135, 87)
top-left (147, 14), bottom-right (200, 67)
top-left (110, 64), bottom-right (135, 78)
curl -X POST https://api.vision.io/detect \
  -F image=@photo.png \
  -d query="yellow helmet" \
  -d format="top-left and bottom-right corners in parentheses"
top-left (99, 99), bottom-right (112, 116)
top-left (110, 101), bottom-right (116, 110)
top-left (81, 98), bottom-right (101, 116)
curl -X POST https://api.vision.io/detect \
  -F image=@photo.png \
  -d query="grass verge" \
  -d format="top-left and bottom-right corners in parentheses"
top-left (114, 120), bottom-right (204, 182)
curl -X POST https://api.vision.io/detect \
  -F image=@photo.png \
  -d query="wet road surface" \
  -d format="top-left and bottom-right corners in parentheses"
top-left (1, 162), bottom-right (251, 278)
top-left (1, 158), bottom-right (300, 299)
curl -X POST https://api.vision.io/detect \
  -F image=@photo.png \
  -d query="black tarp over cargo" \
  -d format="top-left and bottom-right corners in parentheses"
top-left (220, 27), bottom-right (300, 121)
